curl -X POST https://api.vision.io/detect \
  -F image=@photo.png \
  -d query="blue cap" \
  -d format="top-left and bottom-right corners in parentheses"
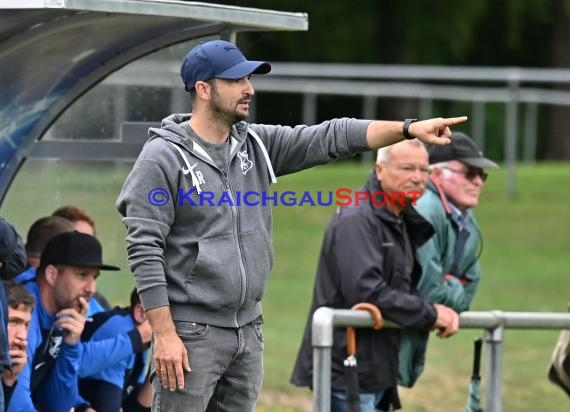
top-left (180, 40), bottom-right (271, 91)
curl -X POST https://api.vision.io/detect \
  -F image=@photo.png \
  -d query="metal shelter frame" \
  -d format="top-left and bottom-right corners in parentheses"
top-left (0, 0), bottom-right (308, 202)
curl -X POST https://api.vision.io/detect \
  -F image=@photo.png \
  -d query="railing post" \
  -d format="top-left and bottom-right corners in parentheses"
top-left (485, 311), bottom-right (504, 412)
top-left (312, 307), bottom-right (334, 412)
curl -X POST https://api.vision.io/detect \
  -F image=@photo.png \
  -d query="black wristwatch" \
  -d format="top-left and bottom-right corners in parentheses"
top-left (403, 118), bottom-right (418, 140)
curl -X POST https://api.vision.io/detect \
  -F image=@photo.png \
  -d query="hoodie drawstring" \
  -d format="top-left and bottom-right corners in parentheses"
top-left (247, 127), bottom-right (277, 184)
top-left (169, 142), bottom-right (203, 194)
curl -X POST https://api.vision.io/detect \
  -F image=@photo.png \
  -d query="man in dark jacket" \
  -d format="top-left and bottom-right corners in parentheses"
top-left (290, 140), bottom-right (460, 411)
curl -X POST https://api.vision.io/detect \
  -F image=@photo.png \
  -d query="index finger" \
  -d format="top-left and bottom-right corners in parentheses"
top-left (78, 297), bottom-right (89, 316)
top-left (443, 116), bottom-right (468, 126)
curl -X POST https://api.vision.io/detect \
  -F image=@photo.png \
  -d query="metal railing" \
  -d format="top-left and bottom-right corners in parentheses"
top-left (99, 61), bottom-right (570, 196)
top-left (311, 307), bottom-right (570, 412)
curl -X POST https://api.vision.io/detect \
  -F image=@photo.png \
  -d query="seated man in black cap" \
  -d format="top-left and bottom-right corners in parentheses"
top-left (8, 231), bottom-right (150, 412)
top-left (399, 132), bottom-right (499, 388)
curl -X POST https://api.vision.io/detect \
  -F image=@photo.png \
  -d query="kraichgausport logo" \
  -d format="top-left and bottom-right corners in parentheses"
top-left (147, 188), bottom-right (422, 207)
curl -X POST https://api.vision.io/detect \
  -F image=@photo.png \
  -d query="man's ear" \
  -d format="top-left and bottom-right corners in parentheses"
top-left (194, 81), bottom-right (211, 100)
top-left (431, 166), bottom-right (442, 179)
top-left (133, 303), bottom-right (146, 325)
top-left (375, 163), bottom-right (383, 181)
top-left (44, 265), bottom-right (58, 287)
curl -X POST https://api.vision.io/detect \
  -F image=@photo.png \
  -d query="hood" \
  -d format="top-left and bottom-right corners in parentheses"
top-left (148, 113), bottom-right (250, 152)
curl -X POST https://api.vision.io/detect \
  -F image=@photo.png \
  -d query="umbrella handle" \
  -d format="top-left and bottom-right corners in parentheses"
top-left (347, 303), bottom-right (383, 356)
top-left (472, 337), bottom-right (483, 379)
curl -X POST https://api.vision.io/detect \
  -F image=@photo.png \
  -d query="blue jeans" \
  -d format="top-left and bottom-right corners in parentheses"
top-left (152, 320), bottom-right (264, 411)
top-left (331, 389), bottom-right (385, 412)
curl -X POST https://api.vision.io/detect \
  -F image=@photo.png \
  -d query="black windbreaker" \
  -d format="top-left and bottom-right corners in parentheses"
top-left (290, 172), bottom-right (437, 398)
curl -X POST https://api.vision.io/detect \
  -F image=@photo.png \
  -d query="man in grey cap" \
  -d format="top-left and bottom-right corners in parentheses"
top-left (117, 39), bottom-right (468, 411)
top-left (398, 132), bottom-right (498, 388)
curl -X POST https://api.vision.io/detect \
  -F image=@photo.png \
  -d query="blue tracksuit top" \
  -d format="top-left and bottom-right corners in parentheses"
top-left (8, 282), bottom-right (80, 412)
top-left (85, 313), bottom-right (147, 387)
top-left (79, 311), bottom-right (148, 410)
top-left (8, 282), bottom-right (143, 412)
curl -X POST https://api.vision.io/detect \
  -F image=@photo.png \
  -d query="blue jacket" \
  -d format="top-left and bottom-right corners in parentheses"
top-left (79, 308), bottom-right (148, 411)
top-left (8, 282), bottom-right (144, 412)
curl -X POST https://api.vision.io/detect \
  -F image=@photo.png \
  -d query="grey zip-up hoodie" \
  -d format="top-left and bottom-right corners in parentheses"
top-left (116, 113), bottom-right (371, 327)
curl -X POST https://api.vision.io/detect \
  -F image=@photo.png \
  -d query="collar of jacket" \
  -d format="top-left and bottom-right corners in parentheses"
top-left (426, 177), bottom-right (473, 229)
top-left (427, 176), bottom-right (452, 215)
top-left (364, 171), bottom-right (434, 247)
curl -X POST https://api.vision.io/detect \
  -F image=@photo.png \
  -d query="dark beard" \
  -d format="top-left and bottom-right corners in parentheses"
top-left (210, 89), bottom-right (248, 125)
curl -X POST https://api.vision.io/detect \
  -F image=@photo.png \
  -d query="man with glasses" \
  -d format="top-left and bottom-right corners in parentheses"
top-left (399, 132), bottom-right (498, 388)
top-left (291, 140), bottom-right (460, 411)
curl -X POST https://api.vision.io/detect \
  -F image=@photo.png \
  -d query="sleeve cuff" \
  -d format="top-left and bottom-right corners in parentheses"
top-left (139, 285), bottom-right (170, 311)
top-left (347, 119), bottom-right (372, 152)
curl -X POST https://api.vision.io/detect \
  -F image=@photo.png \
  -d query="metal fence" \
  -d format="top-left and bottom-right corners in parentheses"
top-left (101, 62), bottom-right (570, 196)
top-left (311, 307), bottom-right (570, 412)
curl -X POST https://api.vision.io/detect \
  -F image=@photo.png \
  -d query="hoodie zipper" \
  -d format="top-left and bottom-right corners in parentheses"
top-left (221, 170), bottom-right (248, 327)
top-left (172, 139), bottom-right (248, 328)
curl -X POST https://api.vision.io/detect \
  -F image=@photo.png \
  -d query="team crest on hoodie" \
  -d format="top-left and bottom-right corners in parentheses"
top-left (237, 150), bottom-right (253, 175)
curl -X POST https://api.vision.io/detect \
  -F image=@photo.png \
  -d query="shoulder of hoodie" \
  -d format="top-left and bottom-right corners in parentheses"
top-left (137, 115), bottom-right (193, 162)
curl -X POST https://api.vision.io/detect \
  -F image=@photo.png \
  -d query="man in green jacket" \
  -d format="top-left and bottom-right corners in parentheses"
top-left (399, 132), bottom-right (498, 388)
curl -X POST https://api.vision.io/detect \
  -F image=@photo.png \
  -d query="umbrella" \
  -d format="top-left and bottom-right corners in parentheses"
top-left (465, 337), bottom-right (484, 412)
top-left (344, 303), bottom-right (383, 412)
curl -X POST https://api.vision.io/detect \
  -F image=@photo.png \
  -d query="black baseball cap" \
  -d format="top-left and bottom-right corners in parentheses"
top-left (429, 132), bottom-right (499, 169)
top-left (40, 231), bottom-right (119, 271)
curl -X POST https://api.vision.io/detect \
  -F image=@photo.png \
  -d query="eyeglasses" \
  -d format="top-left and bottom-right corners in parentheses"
top-left (442, 166), bottom-right (488, 182)
top-left (385, 163), bottom-right (431, 176)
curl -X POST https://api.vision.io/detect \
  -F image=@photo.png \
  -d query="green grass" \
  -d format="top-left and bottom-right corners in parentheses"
top-left (2, 159), bottom-right (570, 411)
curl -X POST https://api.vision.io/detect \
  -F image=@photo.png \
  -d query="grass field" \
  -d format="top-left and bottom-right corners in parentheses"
top-left (2, 159), bottom-right (569, 411)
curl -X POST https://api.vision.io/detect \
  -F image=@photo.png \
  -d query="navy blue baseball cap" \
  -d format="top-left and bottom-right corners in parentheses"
top-left (180, 40), bottom-right (271, 91)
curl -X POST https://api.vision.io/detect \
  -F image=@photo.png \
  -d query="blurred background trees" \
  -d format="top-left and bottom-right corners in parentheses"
top-left (208, 0), bottom-right (570, 159)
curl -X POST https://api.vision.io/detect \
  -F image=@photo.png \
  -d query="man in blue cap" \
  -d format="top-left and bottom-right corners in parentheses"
top-left (117, 39), bottom-right (468, 411)
top-left (399, 132), bottom-right (499, 388)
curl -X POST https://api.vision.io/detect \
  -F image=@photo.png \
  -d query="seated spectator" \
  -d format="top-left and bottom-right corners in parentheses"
top-left (52, 205), bottom-right (112, 314)
top-left (52, 205), bottom-right (96, 237)
top-left (0, 218), bottom-right (27, 411)
top-left (8, 232), bottom-right (150, 412)
top-left (2, 282), bottom-right (34, 409)
top-left (79, 288), bottom-right (151, 412)
top-left (14, 216), bottom-right (74, 284)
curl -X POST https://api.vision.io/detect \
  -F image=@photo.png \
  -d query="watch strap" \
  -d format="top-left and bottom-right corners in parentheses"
top-left (403, 118), bottom-right (418, 140)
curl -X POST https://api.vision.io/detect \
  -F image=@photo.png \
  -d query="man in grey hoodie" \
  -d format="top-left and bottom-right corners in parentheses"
top-left (116, 39), bottom-right (467, 411)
